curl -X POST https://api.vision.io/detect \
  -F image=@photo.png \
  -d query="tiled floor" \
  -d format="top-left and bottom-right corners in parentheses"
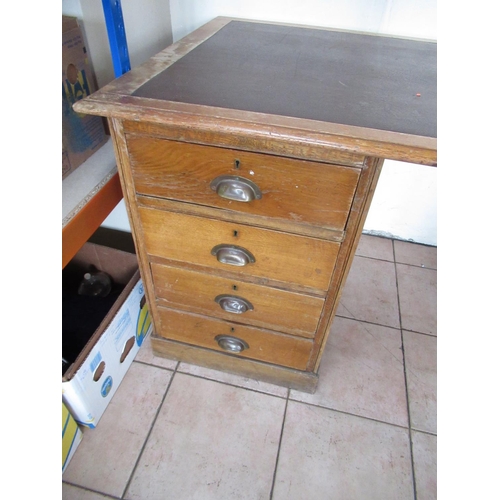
top-left (63, 235), bottom-right (437, 500)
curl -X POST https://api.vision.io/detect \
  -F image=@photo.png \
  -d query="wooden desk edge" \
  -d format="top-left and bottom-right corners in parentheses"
top-left (74, 96), bottom-right (436, 166)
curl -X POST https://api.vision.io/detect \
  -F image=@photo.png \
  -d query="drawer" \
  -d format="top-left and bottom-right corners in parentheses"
top-left (157, 307), bottom-right (313, 371)
top-left (151, 263), bottom-right (324, 337)
top-left (127, 136), bottom-right (361, 231)
top-left (139, 207), bottom-right (340, 291)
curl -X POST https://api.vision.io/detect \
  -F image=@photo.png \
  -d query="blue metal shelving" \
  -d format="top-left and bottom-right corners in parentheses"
top-left (101, 0), bottom-right (130, 77)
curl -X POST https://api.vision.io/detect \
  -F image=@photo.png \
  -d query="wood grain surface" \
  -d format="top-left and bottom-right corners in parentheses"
top-left (127, 135), bottom-right (361, 231)
top-left (157, 307), bottom-right (313, 371)
top-left (138, 206), bottom-right (340, 291)
top-left (150, 334), bottom-right (319, 393)
top-left (151, 262), bottom-right (324, 337)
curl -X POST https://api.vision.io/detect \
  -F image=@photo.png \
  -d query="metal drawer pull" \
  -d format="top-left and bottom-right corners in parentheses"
top-left (215, 335), bottom-right (249, 353)
top-left (210, 175), bottom-right (262, 202)
top-left (211, 244), bottom-right (256, 266)
top-left (215, 294), bottom-right (254, 314)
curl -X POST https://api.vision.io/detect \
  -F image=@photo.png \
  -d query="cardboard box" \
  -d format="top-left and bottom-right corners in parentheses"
top-left (62, 402), bottom-right (83, 473)
top-left (62, 16), bottom-right (107, 179)
top-left (62, 243), bottom-right (152, 428)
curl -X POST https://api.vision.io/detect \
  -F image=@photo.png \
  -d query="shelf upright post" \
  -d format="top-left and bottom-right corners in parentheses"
top-left (101, 0), bottom-right (131, 77)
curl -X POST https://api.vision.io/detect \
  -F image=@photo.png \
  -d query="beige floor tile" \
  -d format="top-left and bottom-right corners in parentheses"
top-left (273, 402), bottom-right (414, 500)
top-left (125, 373), bottom-right (285, 500)
top-left (412, 431), bottom-right (437, 500)
top-left (337, 256), bottom-right (400, 328)
top-left (356, 234), bottom-right (394, 261)
top-left (63, 363), bottom-right (173, 498)
top-left (397, 264), bottom-right (437, 335)
top-left (178, 362), bottom-right (288, 397)
top-left (134, 334), bottom-right (178, 370)
top-left (291, 316), bottom-right (408, 426)
top-left (403, 331), bottom-right (437, 433)
top-left (62, 484), bottom-right (112, 499)
top-left (394, 240), bottom-right (437, 269)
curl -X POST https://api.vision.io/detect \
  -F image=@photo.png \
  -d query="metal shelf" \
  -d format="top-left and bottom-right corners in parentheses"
top-left (62, 138), bottom-right (122, 268)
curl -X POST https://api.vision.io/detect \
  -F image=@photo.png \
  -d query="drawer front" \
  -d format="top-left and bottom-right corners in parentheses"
top-left (139, 207), bottom-right (339, 291)
top-left (128, 136), bottom-right (361, 231)
top-left (157, 307), bottom-right (313, 371)
top-left (151, 263), bottom-right (324, 337)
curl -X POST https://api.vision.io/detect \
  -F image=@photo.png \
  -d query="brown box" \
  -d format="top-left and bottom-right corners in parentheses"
top-left (62, 16), bottom-right (107, 179)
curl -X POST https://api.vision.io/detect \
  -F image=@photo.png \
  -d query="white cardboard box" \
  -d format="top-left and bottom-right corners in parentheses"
top-left (62, 243), bottom-right (152, 428)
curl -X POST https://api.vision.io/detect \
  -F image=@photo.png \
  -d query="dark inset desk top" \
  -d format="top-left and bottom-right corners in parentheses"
top-left (133, 21), bottom-right (436, 138)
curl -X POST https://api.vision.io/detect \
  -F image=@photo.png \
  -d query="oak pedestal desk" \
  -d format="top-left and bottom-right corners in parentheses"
top-left (74, 17), bottom-right (436, 393)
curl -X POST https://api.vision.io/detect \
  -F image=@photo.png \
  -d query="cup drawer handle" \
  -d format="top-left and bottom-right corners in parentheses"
top-left (210, 175), bottom-right (262, 202)
top-left (211, 244), bottom-right (256, 266)
top-left (215, 294), bottom-right (254, 314)
top-left (215, 335), bottom-right (249, 353)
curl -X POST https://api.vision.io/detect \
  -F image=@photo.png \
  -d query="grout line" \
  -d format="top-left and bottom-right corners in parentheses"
top-left (356, 247), bottom-right (437, 270)
top-left (395, 260), bottom-right (437, 271)
top-left (134, 359), bottom-right (178, 371)
top-left (138, 353), bottom-right (419, 431)
top-left (334, 310), bottom-right (405, 369)
top-left (335, 312), bottom-right (436, 340)
top-left (335, 312), bottom-right (401, 331)
top-left (401, 328), bottom-right (437, 338)
top-left (336, 313), bottom-right (437, 349)
top-left (269, 389), bottom-right (290, 500)
top-left (151, 366), bottom-right (413, 432)
top-left (287, 399), bottom-right (410, 431)
top-left (120, 361), bottom-right (180, 499)
top-left (62, 481), bottom-right (121, 499)
top-left (410, 427), bottom-right (437, 437)
top-left (173, 370), bottom-right (289, 400)
top-left (393, 239), bottom-right (418, 500)
top-left (141, 362), bottom-right (415, 430)
top-left (354, 253), bottom-right (395, 264)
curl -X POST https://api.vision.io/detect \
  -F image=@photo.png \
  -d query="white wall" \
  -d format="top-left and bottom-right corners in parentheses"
top-left (63, 0), bottom-right (437, 246)
top-left (169, 0), bottom-right (437, 43)
top-left (363, 160), bottom-right (437, 244)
